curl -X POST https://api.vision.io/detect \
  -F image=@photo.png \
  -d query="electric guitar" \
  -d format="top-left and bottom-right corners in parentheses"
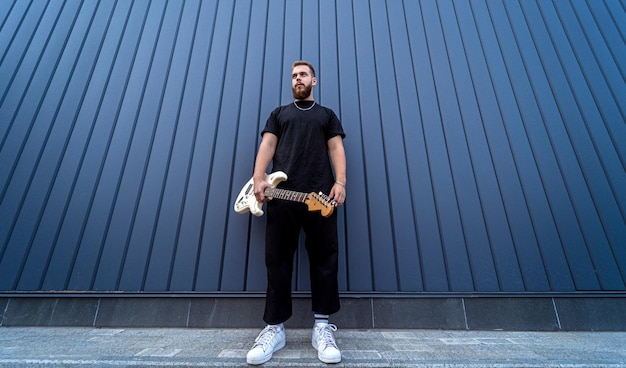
top-left (233, 171), bottom-right (336, 217)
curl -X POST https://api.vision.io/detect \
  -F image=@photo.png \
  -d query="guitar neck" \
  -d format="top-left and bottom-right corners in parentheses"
top-left (264, 187), bottom-right (308, 203)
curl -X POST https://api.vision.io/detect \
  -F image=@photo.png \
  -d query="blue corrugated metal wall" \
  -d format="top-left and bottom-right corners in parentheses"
top-left (0, 0), bottom-right (624, 293)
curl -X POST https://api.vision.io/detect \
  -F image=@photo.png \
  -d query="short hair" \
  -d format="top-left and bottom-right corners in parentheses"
top-left (292, 60), bottom-right (316, 77)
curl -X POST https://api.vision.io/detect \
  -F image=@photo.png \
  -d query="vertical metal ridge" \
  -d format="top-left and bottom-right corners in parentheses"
top-left (0, 0), bottom-right (34, 108)
top-left (59, 0), bottom-right (133, 290)
top-left (464, 1), bottom-right (524, 291)
top-left (352, 0), bottom-right (377, 291)
top-left (539, 0), bottom-right (626, 288)
top-left (452, 0), bottom-right (505, 291)
top-left (515, 0), bottom-right (590, 291)
top-left (184, 0), bottom-right (220, 292)
top-left (537, 0), bottom-right (622, 289)
top-left (217, 0), bottom-right (253, 291)
top-left (0, 0), bottom-right (82, 290)
top-left (140, 0), bottom-right (190, 291)
top-left (497, 0), bottom-right (564, 292)
top-left (343, 0), bottom-right (373, 291)
top-left (239, 0), bottom-right (270, 292)
top-left (386, 2), bottom-right (424, 291)
top-left (0, 0), bottom-right (42, 263)
top-left (419, 2), bottom-right (466, 291)
top-left (504, 0), bottom-right (599, 291)
top-left (0, 1), bottom-right (20, 45)
top-left (368, 0), bottom-right (399, 291)
top-left (552, 0), bottom-right (623, 184)
top-left (570, 0), bottom-right (626, 124)
top-left (569, 0), bottom-right (626, 220)
top-left (402, 0), bottom-right (448, 291)
top-left (595, 0), bottom-right (626, 79)
top-left (125, 0), bottom-right (183, 291)
top-left (278, 0), bottom-right (287, 103)
top-left (377, 0), bottom-right (403, 292)
top-left (162, 0), bottom-right (204, 292)
top-left (24, 0), bottom-right (111, 290)
top-left (193, 0), bottom-right (238, 292)
top-left (0, 0), bottom-right (45, 112)
top-left (79, 0), bottom-right (153, 291)
top-left (235, 0), bottom-right (257, 292)
top-left (113, 0), bottom-right (171, 291)
top-left (91, 0), bottom-right (167, 291)
top-left (491, 0), bottom-right (557, 292)
top-left (322, 0), bottom-right (351, 291)
top-left (0, 0), bottom-right (56, 200)
top-left (394, 0), bottom-right (427, 291)
top-left (433, 0), bottom-right (482, 291)
top-left (442, 0), bottom-right (500, 291)
top-left (210, 0), bottom-right (238, 291)
top-left (469, 0), bottom-right (532, 291)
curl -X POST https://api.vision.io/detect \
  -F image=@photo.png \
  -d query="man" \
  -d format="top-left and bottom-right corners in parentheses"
top-left (246, 61), bottom-right (347, 365)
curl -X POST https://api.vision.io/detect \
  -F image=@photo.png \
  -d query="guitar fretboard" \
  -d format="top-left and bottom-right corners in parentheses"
top-left (264, 188), bottom-right (308, 203)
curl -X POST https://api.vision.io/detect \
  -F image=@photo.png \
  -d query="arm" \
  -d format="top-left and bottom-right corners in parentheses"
top-left (327, 135), bottom-right (346, 206)
top-left (253, 132), bottom-right (278, 202)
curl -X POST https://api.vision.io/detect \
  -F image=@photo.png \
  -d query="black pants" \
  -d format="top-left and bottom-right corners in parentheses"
top-left (263, 200), bottom-right (340, 325)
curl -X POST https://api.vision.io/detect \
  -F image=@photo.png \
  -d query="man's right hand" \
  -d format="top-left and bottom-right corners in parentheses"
top-left (253, 177), bottom-right (272, 203)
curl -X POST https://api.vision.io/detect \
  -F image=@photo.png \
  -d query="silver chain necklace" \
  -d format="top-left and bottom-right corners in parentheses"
top-left (293, 100), bottom-right (315, 111)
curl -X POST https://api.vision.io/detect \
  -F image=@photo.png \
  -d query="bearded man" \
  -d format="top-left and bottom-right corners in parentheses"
top-left (246, 61), bottom-right (347, 365)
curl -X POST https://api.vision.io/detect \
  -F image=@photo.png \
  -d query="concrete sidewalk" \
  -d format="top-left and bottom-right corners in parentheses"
top-left (0, 327), bottom-right (624, 367)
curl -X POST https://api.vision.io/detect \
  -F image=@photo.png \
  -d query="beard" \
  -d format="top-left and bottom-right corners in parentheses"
top-left (292, 83), bottom-right (313, 100)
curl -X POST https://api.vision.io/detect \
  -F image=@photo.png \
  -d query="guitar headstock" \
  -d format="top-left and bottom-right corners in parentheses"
top-left (304, 192), bottom-right (337, 218)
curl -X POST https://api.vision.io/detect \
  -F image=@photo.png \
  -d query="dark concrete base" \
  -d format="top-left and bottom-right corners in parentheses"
top-left (1, 295), bottom-right (625, 331)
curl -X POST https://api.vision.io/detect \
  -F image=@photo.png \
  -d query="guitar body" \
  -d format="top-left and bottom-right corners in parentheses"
top-left (233, 171), bottom-right (287, 217)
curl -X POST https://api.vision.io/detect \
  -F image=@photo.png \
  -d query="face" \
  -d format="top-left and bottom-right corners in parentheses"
top-left (291, 65), bottom-right (317, 100)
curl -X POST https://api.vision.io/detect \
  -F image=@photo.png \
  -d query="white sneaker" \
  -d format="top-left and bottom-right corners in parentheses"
top-left (246, 325), bottom-right (286, 365)
top-left (312, 323), bottom-right (341, 363)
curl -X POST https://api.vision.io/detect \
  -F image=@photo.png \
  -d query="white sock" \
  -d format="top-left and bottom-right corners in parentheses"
top-left (314, 313), bottom-right (329, 325)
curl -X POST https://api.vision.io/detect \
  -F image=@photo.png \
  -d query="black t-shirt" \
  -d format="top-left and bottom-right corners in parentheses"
top-left (261, 101), bottom-right (345, 193)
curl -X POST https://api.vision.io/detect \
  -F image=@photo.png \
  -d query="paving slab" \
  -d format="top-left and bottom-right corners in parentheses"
top-left (0, 327), bottom-right (624, 367)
